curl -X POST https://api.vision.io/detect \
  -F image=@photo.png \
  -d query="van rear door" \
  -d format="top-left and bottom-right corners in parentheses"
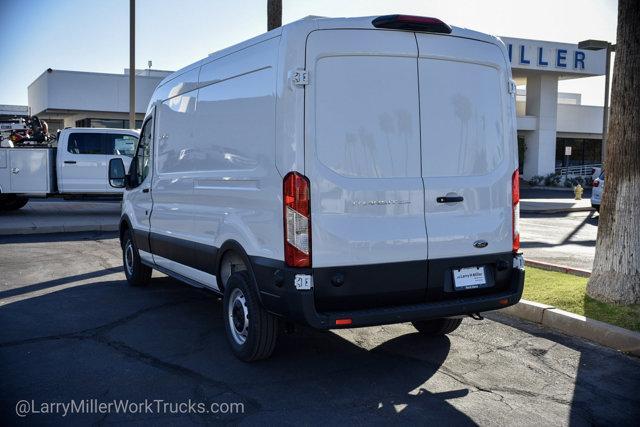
top-left (416, 34), bottom-right (514, 260)
top-left (304, 30), bottom-right (428, 308)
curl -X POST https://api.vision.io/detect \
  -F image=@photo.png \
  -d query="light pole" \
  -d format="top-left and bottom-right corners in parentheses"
top-left (578, 39), bottom-right (616, 165)
top-left (129, 0), bottom-right (136, 129)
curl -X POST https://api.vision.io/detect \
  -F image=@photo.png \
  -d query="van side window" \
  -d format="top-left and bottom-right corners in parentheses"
top-left (134, 118), bottom-right (153, 184)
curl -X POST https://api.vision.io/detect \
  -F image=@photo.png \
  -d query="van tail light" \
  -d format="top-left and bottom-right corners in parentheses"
top-left (283, 172), bottom-right (311, 267)
top-left (592, 179), bottom-right (600, 187)
top-left (512, 169), bottom-right (520, 252)
top-left (372, 15), bottom-right (452, 34)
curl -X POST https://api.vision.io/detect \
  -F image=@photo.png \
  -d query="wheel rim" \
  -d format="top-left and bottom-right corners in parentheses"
top-left (124, 241), bottom-right (135, 276)
top-left (228, 288), bottom-right (249, 345)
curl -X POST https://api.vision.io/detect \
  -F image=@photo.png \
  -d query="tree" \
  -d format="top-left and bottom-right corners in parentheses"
top-left (267, 0), bottom-right (282, 31)
top-left (587, 0), bottom-right (640, 304)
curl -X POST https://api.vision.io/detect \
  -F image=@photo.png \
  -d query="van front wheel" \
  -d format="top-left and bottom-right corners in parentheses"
top-left (412, 318), bottom-right (462, 336)
top-left (223, 271), bottom-right (278, 362)
top-left (122, 229), bottom-right (151, 286)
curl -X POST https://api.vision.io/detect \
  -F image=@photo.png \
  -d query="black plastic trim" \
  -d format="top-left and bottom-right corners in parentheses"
top-left (149, 232), bottom-right (217, 275)
top-left (248, 253), bottom-right (525, 329)
top-left (132, 228), bottom-right (150, 252)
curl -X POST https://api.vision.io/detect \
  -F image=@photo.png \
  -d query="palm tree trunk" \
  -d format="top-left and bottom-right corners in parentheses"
top-left (587, 0), bottom-right (640, 304)
top-left (267, 0), bottom-right (282, 31)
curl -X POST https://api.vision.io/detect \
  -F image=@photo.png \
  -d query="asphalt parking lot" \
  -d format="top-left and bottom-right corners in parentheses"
top-left (520, 210), bottom-right (597, 271)
top-left (1, 232), bottom-right (639, 425)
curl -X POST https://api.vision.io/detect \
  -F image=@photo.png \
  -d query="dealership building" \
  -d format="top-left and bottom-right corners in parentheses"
top-left (15, 35), bottom-right (606, 179)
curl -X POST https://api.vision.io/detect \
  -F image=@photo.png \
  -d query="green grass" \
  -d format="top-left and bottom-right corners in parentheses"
top-left (523, 267), bottom-right (640, 332)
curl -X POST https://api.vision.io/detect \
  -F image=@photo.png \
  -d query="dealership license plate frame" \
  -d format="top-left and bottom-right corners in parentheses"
top-left (453, 266), bottom-right (487, 290)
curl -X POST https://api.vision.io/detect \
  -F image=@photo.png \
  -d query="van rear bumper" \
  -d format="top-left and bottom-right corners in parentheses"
top-left (251, 254), bottom-right (525, 330)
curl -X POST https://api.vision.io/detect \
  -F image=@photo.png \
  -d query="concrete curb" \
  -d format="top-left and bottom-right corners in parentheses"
top-left (525, 186), bottom-right (590, 192)
top-left (0, 223), bottom-right (118, 236)
top-left (500, 299), bottom-right (640, 357)
top-left (521, 206), bottom-right (595, 214)
top-left (525, 259), bottom-right (591, 277)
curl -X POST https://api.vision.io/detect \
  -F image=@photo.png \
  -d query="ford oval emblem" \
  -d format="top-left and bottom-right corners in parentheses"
top-left (473, 240), bottom-right (488, 249)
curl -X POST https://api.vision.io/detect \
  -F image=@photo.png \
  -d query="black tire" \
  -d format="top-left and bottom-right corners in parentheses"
top-left (0, 195), bottom-right (29, 211)
top-left (122, 228), bottom-right (152, 286)
top-left (223, 270), bottom-right (278, 362)
top-left (412, 318), bottom-right (463, 336)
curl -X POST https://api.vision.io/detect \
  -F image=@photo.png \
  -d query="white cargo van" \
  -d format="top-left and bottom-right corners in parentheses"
top-left (0, 128), bottom-right (137, 210)
top-left (110, 15), bottom-right (525, 361)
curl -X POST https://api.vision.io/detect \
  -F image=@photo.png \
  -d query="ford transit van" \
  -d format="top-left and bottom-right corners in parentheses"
top-left (109, 15), bottom-right (525, 361)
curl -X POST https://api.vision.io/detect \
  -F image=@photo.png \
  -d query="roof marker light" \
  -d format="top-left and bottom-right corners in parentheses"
top-left (372, 15), bottom-right (452, 34)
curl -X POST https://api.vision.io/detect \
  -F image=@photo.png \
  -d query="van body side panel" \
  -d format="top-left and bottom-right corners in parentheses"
top-left (191, 37), bottom-right (282, 262)
top-left (305, 30), bottom-right (428, 271)
top-left (416, 35), bottom-right (514, 259)
top-left (145, 38), bottom-right (281, 286)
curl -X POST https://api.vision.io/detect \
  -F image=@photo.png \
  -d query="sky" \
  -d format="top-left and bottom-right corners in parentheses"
top-left (0, 0), bottom-right (618, 107)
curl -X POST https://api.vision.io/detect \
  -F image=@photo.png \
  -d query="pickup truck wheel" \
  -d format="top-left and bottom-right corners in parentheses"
top-left (412, 318), bottom-right (463, 336)
top-left (223, 271), bottom-right (278, 362)
top-left (0, 195), bottom-right (29, 211)
top-left (122, 229), bottom-right (151, 286)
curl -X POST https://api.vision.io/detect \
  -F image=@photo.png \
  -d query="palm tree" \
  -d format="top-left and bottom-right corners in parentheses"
top-left (587, 0), bottom-right (640, 304)
top-left (267, 0), bottom-right (282, 31)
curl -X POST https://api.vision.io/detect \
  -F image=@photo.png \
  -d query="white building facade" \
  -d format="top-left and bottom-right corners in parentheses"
top-left (25, 36), bottom-right (606, 178)
top-left (502, 37), bottom-right (606, 178)
top-left (28, 68), bottom-right (171, 132)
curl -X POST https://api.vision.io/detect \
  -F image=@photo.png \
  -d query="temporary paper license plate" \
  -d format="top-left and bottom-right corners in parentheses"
top-left (453, 267), bottom-right (486, 289)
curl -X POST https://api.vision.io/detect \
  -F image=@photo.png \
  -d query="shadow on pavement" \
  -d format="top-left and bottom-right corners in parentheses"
top-left (0, 231), bottom-right (119, 244)
top-left (0, 266), bottom-right (123, 300)
top-left (0, 274), bottom-right (474, 424)
top-left (489, 314), bottom-right (640, 425)
top-left (521, 240), bottom-right (596, 249)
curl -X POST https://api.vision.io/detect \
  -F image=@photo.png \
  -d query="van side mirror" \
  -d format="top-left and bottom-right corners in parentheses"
top-left (108, 158), bottom-right (126, 188)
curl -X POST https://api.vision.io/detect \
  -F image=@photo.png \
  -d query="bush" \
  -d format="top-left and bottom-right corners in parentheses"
top-left (528, 175), bottom-right (544, 186)
top-left (544, 173), bottom-right (562, 186)
top-left (563, 176), bottom-right (586, 188)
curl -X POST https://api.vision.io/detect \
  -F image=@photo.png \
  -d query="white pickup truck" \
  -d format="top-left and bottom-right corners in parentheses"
top-left (0, 128), bottom-right (138, 210)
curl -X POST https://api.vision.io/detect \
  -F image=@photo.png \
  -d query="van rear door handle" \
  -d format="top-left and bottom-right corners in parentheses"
top-left (437, 196), bottom-right (464, 203)
top-left (64, 161), bottom-right (76, 164)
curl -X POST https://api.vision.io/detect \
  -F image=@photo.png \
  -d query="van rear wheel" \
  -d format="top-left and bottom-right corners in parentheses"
top-left (223, 271), bottom-right (278, 362)
top-left (122, 228), bottom-right (151, 286)
top-left (412, 318), bottom-right (462, 336)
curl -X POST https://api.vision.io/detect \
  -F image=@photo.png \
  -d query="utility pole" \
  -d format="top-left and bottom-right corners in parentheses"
top-left (578, 39), bottom-right (616, 165)
top-left (267, 0), bottom-right (282, 31)
top-left (129, 0), bottom-right (136, 129)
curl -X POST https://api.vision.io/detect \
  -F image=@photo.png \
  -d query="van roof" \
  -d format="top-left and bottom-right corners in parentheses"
top-left (156, 15), bottom-right (504, 90)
